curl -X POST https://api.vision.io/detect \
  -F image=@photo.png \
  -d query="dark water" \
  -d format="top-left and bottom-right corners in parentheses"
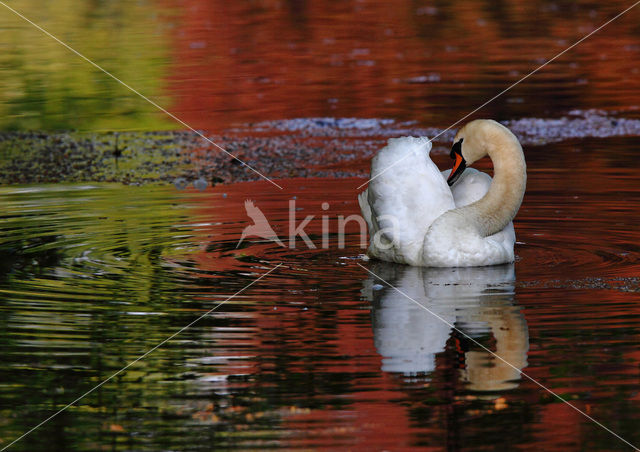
top-left (2, 0), bottom-right (640, 450)
top-left (1, 141), bottom-right (639, 450)
top-left (1, 0), bottom-right (640, 132)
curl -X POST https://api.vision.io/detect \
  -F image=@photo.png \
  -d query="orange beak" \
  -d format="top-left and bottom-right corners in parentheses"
top-left (447, 150), bottom-right (466, 186)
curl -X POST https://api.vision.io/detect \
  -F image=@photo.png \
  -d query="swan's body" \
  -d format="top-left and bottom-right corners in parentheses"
top-left (358, 120), bottom-right (526, 267)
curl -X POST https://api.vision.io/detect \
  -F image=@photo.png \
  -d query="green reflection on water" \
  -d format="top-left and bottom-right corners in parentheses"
top-left (0, 185), bottom-right (206, 449)
top-left (0, 0), bottom-right (175, 131)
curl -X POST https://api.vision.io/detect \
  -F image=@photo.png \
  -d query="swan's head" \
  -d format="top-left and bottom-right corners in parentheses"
top-left (447, 119), bottom-right (503, 186)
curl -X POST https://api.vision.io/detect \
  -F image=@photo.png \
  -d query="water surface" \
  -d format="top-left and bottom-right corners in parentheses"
top-left (1, 0), bottom-right (640, 450)
top-left (1, 0), bottom-right (640, 131)
top-left (1, 145), bottom-right (639, 449)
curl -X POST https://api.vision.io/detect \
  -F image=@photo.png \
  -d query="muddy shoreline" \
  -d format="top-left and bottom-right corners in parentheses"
top-left (2, 110), bottom-right (639, 186)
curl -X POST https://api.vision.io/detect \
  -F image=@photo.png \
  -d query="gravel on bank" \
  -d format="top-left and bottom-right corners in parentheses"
top-left (2, 110), bottom-right (639, 186)
top-left (0, 130), bottom-right (374, 186)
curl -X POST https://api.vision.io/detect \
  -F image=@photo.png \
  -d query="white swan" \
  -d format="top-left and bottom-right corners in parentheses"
top-left (358, 119), bottom-right (526, 267)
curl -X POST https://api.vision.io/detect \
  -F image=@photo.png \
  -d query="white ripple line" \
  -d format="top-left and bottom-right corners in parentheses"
top-left (0, 263), bottom-right (283, 451)
top-left (0, 1), bottom-right (283, 190)
top-left (357, 0), bottom-right (640, 190)
top-left (358, 263), bottom-right (639, 451)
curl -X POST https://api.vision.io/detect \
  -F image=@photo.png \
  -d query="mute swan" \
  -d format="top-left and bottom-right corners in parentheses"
top-left (358, 119), bottom-right (526, 267)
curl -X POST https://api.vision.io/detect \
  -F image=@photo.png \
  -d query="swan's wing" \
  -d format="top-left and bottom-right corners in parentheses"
top-left (441, 168), bottom-right (492, 208)
top-left (364, 137), bottom-right (454, 265)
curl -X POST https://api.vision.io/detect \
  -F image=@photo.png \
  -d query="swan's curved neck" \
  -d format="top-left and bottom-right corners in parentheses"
top-left (464, 130), bottom-right (526, 236)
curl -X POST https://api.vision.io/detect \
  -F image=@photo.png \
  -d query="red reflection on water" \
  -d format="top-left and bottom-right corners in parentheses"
top-left (165, 0), bottom-right (640, 132)
top-left (181, 167), bottom-right (640, 449)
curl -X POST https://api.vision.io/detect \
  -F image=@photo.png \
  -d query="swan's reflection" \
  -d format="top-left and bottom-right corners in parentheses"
top-left (363, 262), bottom-right (529, 392)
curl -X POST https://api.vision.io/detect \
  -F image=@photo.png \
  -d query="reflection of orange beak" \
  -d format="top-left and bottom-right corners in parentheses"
top-left (447, 153), bottom-right (466, 186)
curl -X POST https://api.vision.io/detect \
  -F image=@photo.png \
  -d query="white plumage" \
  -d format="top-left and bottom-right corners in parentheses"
top-left (359, 137), bottom-right (454, 266)
top-left (359, 120), bottom-right (525, 267)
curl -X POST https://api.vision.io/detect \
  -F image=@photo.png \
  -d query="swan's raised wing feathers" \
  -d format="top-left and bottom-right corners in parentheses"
top-left (364, 137), bottom-right (455, 265)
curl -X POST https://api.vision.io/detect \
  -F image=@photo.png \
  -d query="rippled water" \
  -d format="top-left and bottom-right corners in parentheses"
top-left (2, 0), bottom-right (640, 131)
top-left (2, 0), bottom-right (640, 450)
top-left (1, 142), bottom-right (639, 449)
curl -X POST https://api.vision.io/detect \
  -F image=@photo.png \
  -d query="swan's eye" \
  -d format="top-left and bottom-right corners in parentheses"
top-left (450, 138), bottom-right (463, 159)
